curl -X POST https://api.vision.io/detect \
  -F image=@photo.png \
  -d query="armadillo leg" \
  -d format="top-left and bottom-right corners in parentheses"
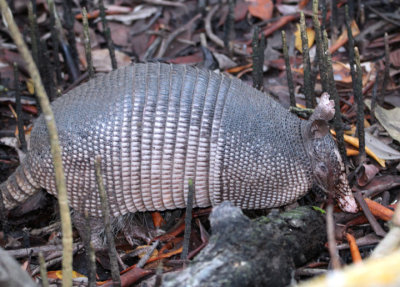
top-left (0, 164), bottom-right (41, 210)
top-left (72, 211), bottom-right (105, 250)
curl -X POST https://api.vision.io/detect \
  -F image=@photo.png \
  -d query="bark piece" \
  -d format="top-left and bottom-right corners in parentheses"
top-left (162, 202), bottom-right (326, 287)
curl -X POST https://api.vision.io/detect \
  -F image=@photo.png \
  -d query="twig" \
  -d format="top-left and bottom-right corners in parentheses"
top-left (82, 8), bottom-right (94, 78)
top-left (142, 0), bottom-right (186, 9)
top-left (39, 252), bottom-right (49, 287)
top-left (323, 30), bottom-right (347, 164)
top-left (181, 179), bottom-right (195, 261)
top-left (130, 8), bottom-right (162, 37)
top-left (354, 47), bottom-right (365, 163)
top-left (47, 0), bottom-right (62, 85)
top-left (137, 240), bottom-right (159, 268)
top-left (5, 243), bottom-right (82, 258)
top-left (367, 5), bottom-right (400, 27)
top-left (281, 31), bottom-right (295, 107)
top-left (300, 12), bottom-right (314, 108)
top-left (380, 32), bottom-right (390, 105)
top-left (326, 204), bottom-right (341, 269)
top-left (0, 2), bottom-right (73, 286)
top-left (99, 0), bottom-right (117, 70)
top-left (94, 155), bottom-right (121, 286)
top-left (0, 187), bottom-right (8, 242)
top-left (13, 63), bottom-right (27, 152)
top-left (62, 0), bottom-right (80, 78)
top-left (88, 242), bottom-right (96, 287)
top-left (156, 13), bottom-right (201, 58)
top-left (84, 211), bottom-right (96, 287)
top-left (223, 0), bottom-right (235, 53)
top-left (330, 0), bottom-right (339, 43)
top-left (252, 26), bottom-right (265, 91)
top-left (30, 222), bottom-right (61, 237)
top-left (28, 2), bottom-right (39, 66)
top-left (205, 5), bottom-right (248, 56)
top-left (354, 191), bottom-right (386, 237)
top-left (313, 0), bottom-right (329, 93)
top-left (370, 69), bottom-right (379, 124)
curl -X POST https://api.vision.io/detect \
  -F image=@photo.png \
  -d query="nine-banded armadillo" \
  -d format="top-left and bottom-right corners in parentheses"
top-left (1, 62), bottom-right (357, 222)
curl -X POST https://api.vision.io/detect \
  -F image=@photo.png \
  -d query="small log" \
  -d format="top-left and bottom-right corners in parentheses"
top-left (162, 202), bottom-right (326, 287)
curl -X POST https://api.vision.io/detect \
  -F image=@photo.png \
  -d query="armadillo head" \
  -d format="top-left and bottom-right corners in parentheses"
top-left (302, 93), bottom-right (358, 213)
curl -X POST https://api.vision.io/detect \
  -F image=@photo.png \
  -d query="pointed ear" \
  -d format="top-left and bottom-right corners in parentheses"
top-left (309, 119), bottom-right (329, 139)
top-left (309, 92), bottom-right (335, 122)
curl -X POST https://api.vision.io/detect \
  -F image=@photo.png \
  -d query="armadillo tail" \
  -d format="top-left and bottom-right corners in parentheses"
top-left (0, 164), bottom-right (41, 210)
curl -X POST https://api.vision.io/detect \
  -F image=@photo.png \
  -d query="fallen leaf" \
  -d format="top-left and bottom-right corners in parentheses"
top-left (357, 164), bottom-right (380, 187)
top-left (213, 52), bottom-right (237, 70)
top-left (91, 49), bottom-right (131, 72)
top-left (294, 24), bottom-right (315, 53)
top-left (365, 100), bottom-right (400, 143)
top-left (329, 20), bottom-right (360, 54)
top-left (276, 4), bottom-right (298, 15)
top-left (331, 130), bottom-right (386, 167)
top-left (247, 0), bottom-right (274, 20)
top-left (106, 6), bottom-right (159, 25)
top-left (365, 132), bottom-right (400, 160)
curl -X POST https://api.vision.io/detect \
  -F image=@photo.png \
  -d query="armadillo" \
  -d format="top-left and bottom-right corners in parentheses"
top-left (1, 62), bottom-right (357, 222)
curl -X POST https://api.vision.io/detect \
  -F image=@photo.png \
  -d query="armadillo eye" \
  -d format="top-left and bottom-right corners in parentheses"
top-left (318, 162), bottom-right (327, 174)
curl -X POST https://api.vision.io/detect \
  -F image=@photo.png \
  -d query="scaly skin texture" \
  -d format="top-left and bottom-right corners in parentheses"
top-left (0, 63), bottom-right (357, 218)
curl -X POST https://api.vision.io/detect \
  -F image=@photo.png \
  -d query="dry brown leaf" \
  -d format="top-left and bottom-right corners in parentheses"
top-left (91, 49), bottom-right (131, 72)
top-left (247, 0), bottom-right (274, 20)
top-left (294, 24), bottom-right (315, 53)
top-left (365, 99), bottom-right (400, 143)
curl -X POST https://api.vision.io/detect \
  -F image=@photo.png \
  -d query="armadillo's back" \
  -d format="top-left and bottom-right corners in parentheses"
top-left (3, 62), bottom-right (313, 217)
top-left (28, 63), bottom-right (232, 216)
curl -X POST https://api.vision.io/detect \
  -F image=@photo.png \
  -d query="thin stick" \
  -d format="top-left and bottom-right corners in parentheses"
top-left (312, 0), bottom-right (329, 92)
top-left (99, 0), bottom-right (117, 70)
top-left (94, 155), bottom-right (121, 286)
top-left (39, 252), bottom-right (49, 287)
top-left (380, 32), bottom-right (390, 105)
top-left (300, 12), bottom-right (314, 108)
top-left (62, 0), bottom-right (80, 72)
top-left (0, 2), bottom-right (73, 286)
top-left (84, 211), bottom-right (97, 287)
top-left (181, 179), bottom-right (195, 261)
top-left (14, 63), bottom-right (27, 152)
top-left (28, 2), bottom-right (39, 66)
top-left (281, 31), bottom-right (295, 107)
top-left (223, 0), bottom-right (235, 53)
top-left (354, 191), bottom-right (386, 237)
top-left (354, 47), bottom-right (366, 162)
top-left (137, 240), bottom-right (160, 268)
top-left (323, 30), bottom-right (347, 164)
top-left (326, 204), bottom-right (341, 269)
top-left (370, 70), bottom-right (379, 124)
top-left (82, 8), bottom-right (94, 78)
top-left (47, 0), bottom-right (62, 85)
top-left (252, 26), bottom-right (265, 91)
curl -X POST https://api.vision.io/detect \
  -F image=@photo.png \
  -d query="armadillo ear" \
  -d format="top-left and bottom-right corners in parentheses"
top-left (309, 119), bottom-right (329, 139)
top-left (307, 93), bottom-right (334, 139)
top-left (309, 92), bottom-right (335, 122)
